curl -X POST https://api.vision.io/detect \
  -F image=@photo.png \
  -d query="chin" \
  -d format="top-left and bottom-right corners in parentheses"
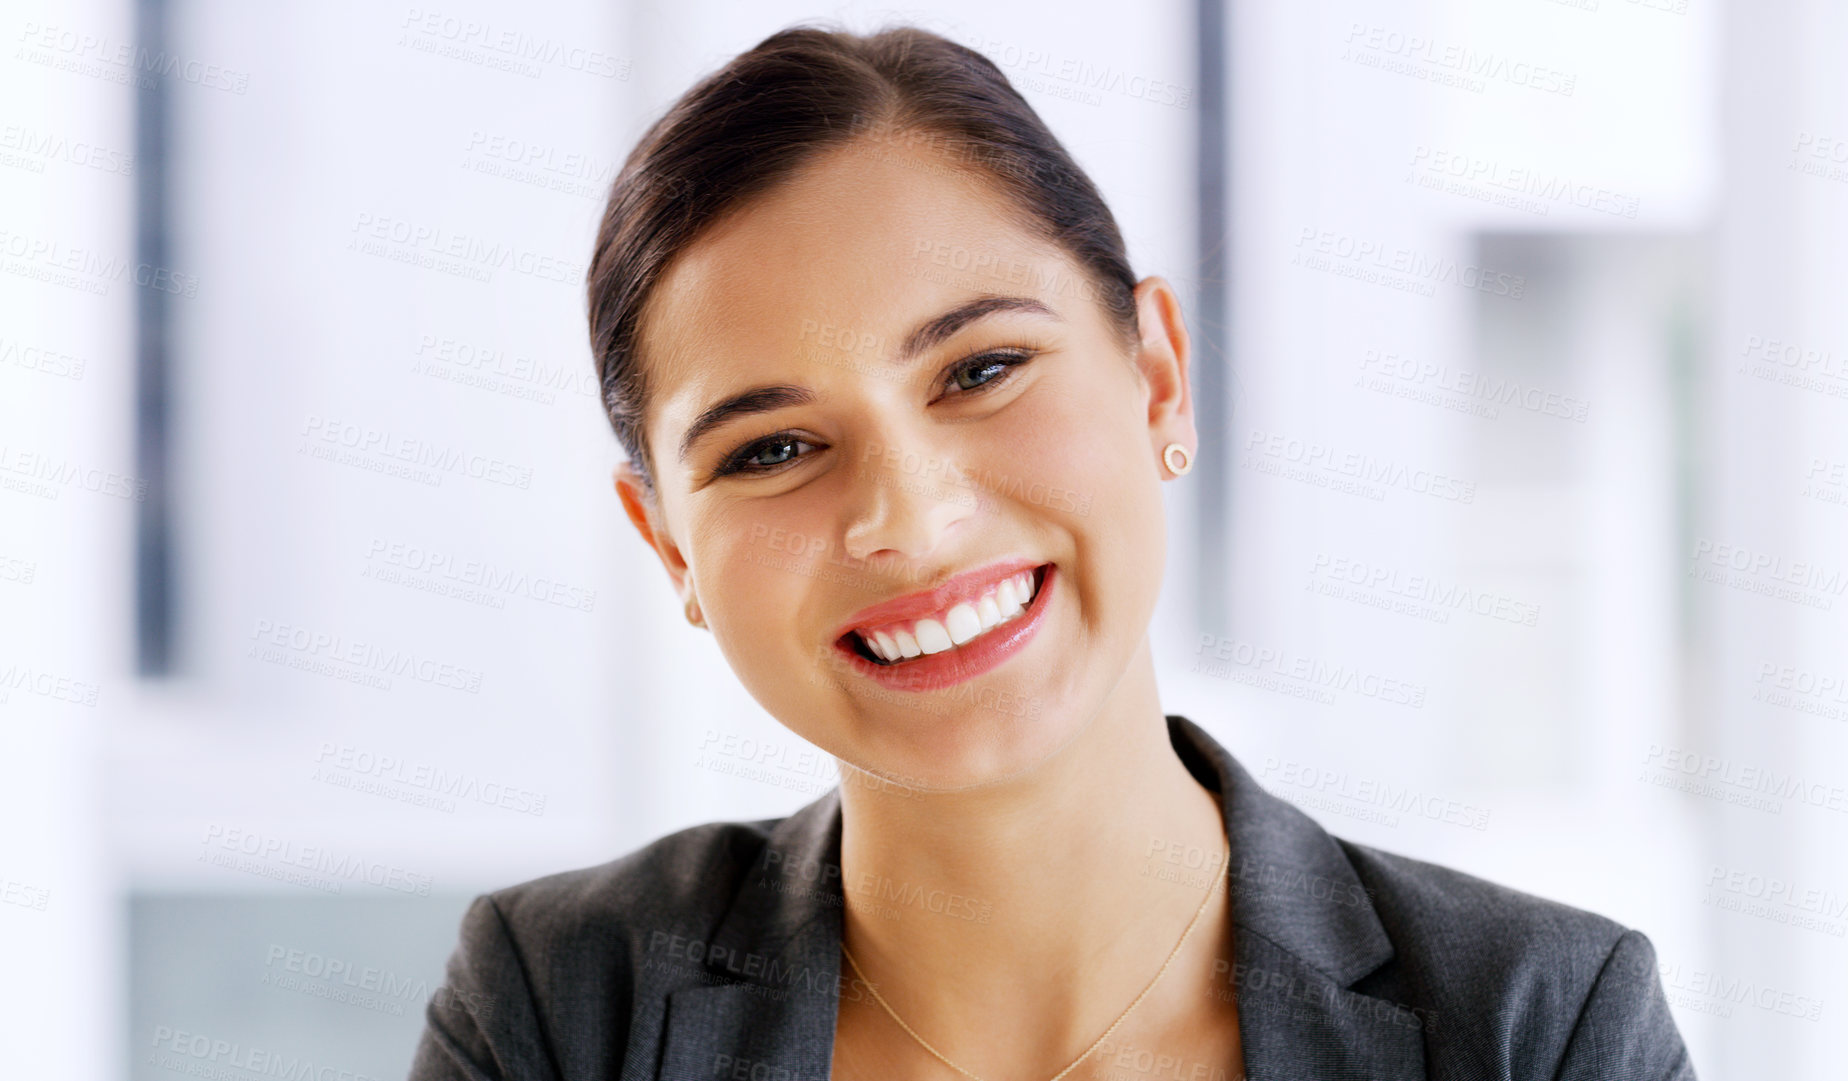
top-left (837, 691), bottom-right (1085, 795)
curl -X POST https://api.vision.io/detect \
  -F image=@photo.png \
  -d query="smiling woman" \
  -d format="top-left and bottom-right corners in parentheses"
top-left (407, 24), bottom-right (1694, 1081)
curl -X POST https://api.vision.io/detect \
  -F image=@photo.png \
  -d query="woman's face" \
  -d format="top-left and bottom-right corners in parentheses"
top-left (618, 136), bottom-right (1194, 791)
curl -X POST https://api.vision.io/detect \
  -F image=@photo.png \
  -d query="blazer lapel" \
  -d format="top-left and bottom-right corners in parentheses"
top-left (1228, 933), bottom-right (1427, 1078)
top-left (1168, 715), bottom-right (1427, 1080)
top-left (657, 790), bottom-right (846, 1080)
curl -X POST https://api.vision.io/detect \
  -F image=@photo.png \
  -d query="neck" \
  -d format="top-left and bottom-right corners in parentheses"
top-left (836, 639), bottom-right (1230, 1071)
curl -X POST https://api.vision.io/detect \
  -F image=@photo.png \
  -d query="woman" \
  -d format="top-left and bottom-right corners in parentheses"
top-left (409, 25), bottom-right (1694, 1081)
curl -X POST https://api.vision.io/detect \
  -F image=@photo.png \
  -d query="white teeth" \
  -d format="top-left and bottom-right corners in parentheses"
top-left (915, 618), bottom-right (953, 654)
top-left (945, 603), bottom-right (982, 645)
top-left (851, 566), bottom-right (1047, 664)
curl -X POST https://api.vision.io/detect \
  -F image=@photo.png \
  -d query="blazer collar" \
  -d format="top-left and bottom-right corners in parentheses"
top-left (1168, 714), bottom-right (1395, 983)
top-left (656, 786), bottom-right (846, 1080)
top-left (1167, 715), bottom-right (1425, 1077)
top-left (657, 715), bottom-right (1424, 1079)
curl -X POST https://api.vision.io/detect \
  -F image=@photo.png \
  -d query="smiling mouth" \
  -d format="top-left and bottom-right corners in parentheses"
top-left (839, 564), bottom-right (1050, 667)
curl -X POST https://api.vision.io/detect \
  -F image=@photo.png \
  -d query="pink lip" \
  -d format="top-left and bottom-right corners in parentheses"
top-left (831, 557), bottom-right (1044, 640)
top-left (829, 563), bottom-right (1055, 693)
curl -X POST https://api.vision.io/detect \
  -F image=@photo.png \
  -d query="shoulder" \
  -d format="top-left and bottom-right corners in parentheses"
top-left (479, 814), bottom-right (784, 970)
top-left (1337, 838), bottom-right (1693, 1078)
top-left (407, 815), bottom-right (790, 1079)
top-left (1338, 836), bottom-right (1629, 972)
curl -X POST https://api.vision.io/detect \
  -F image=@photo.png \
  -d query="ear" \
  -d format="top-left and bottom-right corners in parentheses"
top-left (613, 460), bottom-right (693, 597)
top-left (1130, 276), bottom-right (1198, 468)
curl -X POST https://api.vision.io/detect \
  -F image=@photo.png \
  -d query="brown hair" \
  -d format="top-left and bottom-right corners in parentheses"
top-left (585, 24), bottom-right (1140, 497)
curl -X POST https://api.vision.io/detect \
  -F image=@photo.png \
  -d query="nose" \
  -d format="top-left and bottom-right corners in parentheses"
top-left (840, 441), bottom-right (977, 564)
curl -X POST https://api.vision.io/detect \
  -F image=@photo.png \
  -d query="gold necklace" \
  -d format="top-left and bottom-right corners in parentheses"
top-left (838, 846), bottom-right (1230, 1081)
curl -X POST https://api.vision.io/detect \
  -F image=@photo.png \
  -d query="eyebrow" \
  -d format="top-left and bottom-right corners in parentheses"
top-left (676, 294), bottom-right (1060, 463)
top-left (899, 294), bottom-right (1057, 363)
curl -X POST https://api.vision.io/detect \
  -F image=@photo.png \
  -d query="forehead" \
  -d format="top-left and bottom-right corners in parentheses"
top-left (636, 138), bottom-right (1078, 450)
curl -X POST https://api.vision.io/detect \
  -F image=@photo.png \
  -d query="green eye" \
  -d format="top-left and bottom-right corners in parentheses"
top-left (943, 350), bottom-right (1033, 396)
top-left (744, 436), bottom-right (800, 468)
top-left (716, 432), bottom-right (816, 477)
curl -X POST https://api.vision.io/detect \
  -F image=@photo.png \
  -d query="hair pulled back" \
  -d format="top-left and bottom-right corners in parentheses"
top-left (586, 24), bottom-right (1139, 495)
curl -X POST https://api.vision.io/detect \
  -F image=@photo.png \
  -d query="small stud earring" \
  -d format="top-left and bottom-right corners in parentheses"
top-left (1162, 442), bottom-right (1192, 477)
top-left (684, 595), bottom-right (705, 628)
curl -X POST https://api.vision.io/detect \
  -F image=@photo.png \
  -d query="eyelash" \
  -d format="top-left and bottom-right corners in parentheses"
top-left (711, 348), bottom-right (1038, 478)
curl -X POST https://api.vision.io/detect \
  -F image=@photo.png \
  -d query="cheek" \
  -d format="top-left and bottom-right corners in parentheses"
top-left (704, 517), bottom-right (821, 619)
top-left (978, 361), bottom-right (1149, 515)
top-left (993, 360), bottom-right (1169, 619)
top-left (697, 507), bottom-right (853, 682)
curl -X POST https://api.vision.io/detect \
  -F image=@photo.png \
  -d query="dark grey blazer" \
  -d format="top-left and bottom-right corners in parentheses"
top-left (408, 715), bottom-right (1696, 1080)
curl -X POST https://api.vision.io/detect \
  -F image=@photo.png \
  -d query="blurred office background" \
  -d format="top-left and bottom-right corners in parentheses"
top-left (3, 0), bottom-right (1844, 1076)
